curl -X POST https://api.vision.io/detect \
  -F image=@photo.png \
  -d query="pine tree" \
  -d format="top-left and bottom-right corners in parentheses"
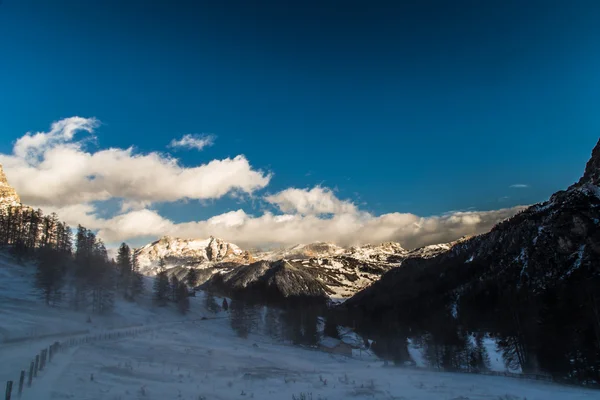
top-left (72, 226), bottom-right (92, 311)
top-left (116, 242), bottom-right (132, 297)
top-left (89, 238), bottom-right (115, 314)
top-left (25, 208), bottom-right (41, 250)
top-left (117, 243), bottom-right (132, 277)
top-left (471, 333), bottom-right (491, 372)
top-left (170, 275), bottom-right (180, 302)
top-left (324, 312), bottom-right (340, 339)
top-left (205, 291), bottom-right (220, 313)
top-left (222, 298), bottom-right (229, 312)
top-left (186, 268), bottom-right (198, 288)
top-left (35, 246), bottom-right (66, 305)
top-left (41, 212), bottom-right (58, 248)
top-left (264, 306), bottom-right (281, 339)
top-left (130, 252), bottom-right (144, 299)
top-left (176, 282), bottom-right (190, 314)
top-left (230, 299), bottom-right (251, 338)
top-left (153, 271), bottom-right (170, 306)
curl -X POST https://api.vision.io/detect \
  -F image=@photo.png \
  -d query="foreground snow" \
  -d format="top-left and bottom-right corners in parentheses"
top-left (1, 257), bottom-right (598, 400)
top-left (14, 311), bottom-right (597, 400)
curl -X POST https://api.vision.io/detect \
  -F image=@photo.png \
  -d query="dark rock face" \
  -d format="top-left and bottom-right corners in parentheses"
top-left (572, 138), bottom-right (600, 187)
top-left (204, 260), bottom-right (330, 304)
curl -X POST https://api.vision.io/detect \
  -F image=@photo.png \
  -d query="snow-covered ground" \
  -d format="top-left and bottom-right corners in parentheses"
top-left (1, 255), bottom-right (598, 400)
top-left (14, 315), bottom-right (598, 400)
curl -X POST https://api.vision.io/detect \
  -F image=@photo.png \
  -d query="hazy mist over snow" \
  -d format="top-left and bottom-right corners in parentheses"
top-left (0, 118), bottom-right (525, 249)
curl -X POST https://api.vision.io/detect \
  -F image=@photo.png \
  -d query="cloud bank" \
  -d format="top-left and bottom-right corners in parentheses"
top-left (265, 186), bottom-right (359, 216)
top-left (42, 190), bottom-right (525, 251)
top-left (1, 117), bottom-right (526, 250)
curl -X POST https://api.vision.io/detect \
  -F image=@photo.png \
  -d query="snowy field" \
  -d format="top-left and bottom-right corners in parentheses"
top-left (1, 255), bottom-right (599, 399)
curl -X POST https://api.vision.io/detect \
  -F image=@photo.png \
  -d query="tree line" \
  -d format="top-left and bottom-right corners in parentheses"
top-left (152, 257), bottom-right (196, 314)
top-left (0, 205), bottom-right (144, 314)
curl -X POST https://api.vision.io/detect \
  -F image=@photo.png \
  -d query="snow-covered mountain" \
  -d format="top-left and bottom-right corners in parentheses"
top-left (135, 236), bottom-right (253, 276)
top-left (137, 234), bottom-right (467, 299)
top-left (257, 242), bottom-right (346, 260)
top-left (346, 242), bottom-right (407, 262)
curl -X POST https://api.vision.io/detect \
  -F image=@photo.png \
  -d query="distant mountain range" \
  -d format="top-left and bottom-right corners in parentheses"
top-left (135, 234), bottom-right (469, 300)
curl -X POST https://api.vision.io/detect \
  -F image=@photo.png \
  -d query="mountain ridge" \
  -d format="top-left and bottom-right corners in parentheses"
top-left (136, 233), bottom-right (468, 299)
top-left (342, 138), bottom-right (600, 380)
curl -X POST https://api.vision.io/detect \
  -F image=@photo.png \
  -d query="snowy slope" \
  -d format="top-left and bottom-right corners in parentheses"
top-left (1, 255), bottom-right (596, 400)
top-left (14, 299), bottom-right (597, 400)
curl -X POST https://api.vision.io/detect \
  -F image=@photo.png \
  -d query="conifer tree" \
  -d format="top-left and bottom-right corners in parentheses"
top-left (116, 242), bottom-right (132, 297)
top-left (186, 268), bottom-right (198, 288)
top-left (176, 282), bottom-right (190, 314)
top-left (130, 252), bottom-right (144, 299)
top-left (205, 291), bottom-right (220, 313)
top-left (35, 246), bottom-right (66, 305)
top-left (153, 271), bottom-right (170, 306)
top-left (170, 275), bottom-right (180, 302)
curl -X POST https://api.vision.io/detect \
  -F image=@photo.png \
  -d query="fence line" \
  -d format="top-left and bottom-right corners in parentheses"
top-left (2, 329), bottom-right (90, 345)
top-left (4, 325), bottom-right (154, 400)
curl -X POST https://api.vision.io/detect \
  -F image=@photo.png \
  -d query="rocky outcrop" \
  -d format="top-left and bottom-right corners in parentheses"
top-left (0, 164), bottom-right (21, 208)
top-left (572, 138), bottom-right (600, 187)
top-left (257, 242), bottom-right (347, 260)
top-left (135, 236), bottom-right (250, 276)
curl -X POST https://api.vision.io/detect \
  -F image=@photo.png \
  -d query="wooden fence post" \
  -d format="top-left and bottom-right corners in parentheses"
top-left (17, 371), bottom-right (24, 397)
top-left (34, 355), bottom-right (39, 377)
top-left (27, 363), bottom-right (33, 387)
top-left (5, 380), bottom-right (13, 400)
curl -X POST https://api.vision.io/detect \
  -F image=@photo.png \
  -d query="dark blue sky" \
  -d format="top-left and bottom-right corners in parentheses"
top-left (1, 0), bottom-right (599, 224)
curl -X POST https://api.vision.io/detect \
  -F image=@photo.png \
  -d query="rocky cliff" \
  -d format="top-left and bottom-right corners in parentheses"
top-left (0, 164), bottom-right (21, 207)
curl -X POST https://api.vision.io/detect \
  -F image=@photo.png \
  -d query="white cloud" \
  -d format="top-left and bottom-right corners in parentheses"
top-left (169, 134), bottom-right (215, 151)
top-left (0, 118), bottom-right (270, 207)
top-left (265, 186), bottom-right (358, 215)
top-left (120, 200), bottom-right (153, 213)
top-left (2, 118), bottom-right (527, 251)
top-left (509, 184), bottom-right (529, 188)
top-left (13, 117), bottom-right (99, 162)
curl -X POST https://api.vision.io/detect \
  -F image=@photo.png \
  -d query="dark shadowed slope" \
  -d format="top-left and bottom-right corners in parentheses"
top-left (344, 139), bottom-right (600, 382)
top-left (204, 260), bottom-right (330, 304)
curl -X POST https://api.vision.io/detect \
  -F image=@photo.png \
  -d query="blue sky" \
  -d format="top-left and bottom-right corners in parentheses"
top-left (0, 0), bottom-right (598, 248)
